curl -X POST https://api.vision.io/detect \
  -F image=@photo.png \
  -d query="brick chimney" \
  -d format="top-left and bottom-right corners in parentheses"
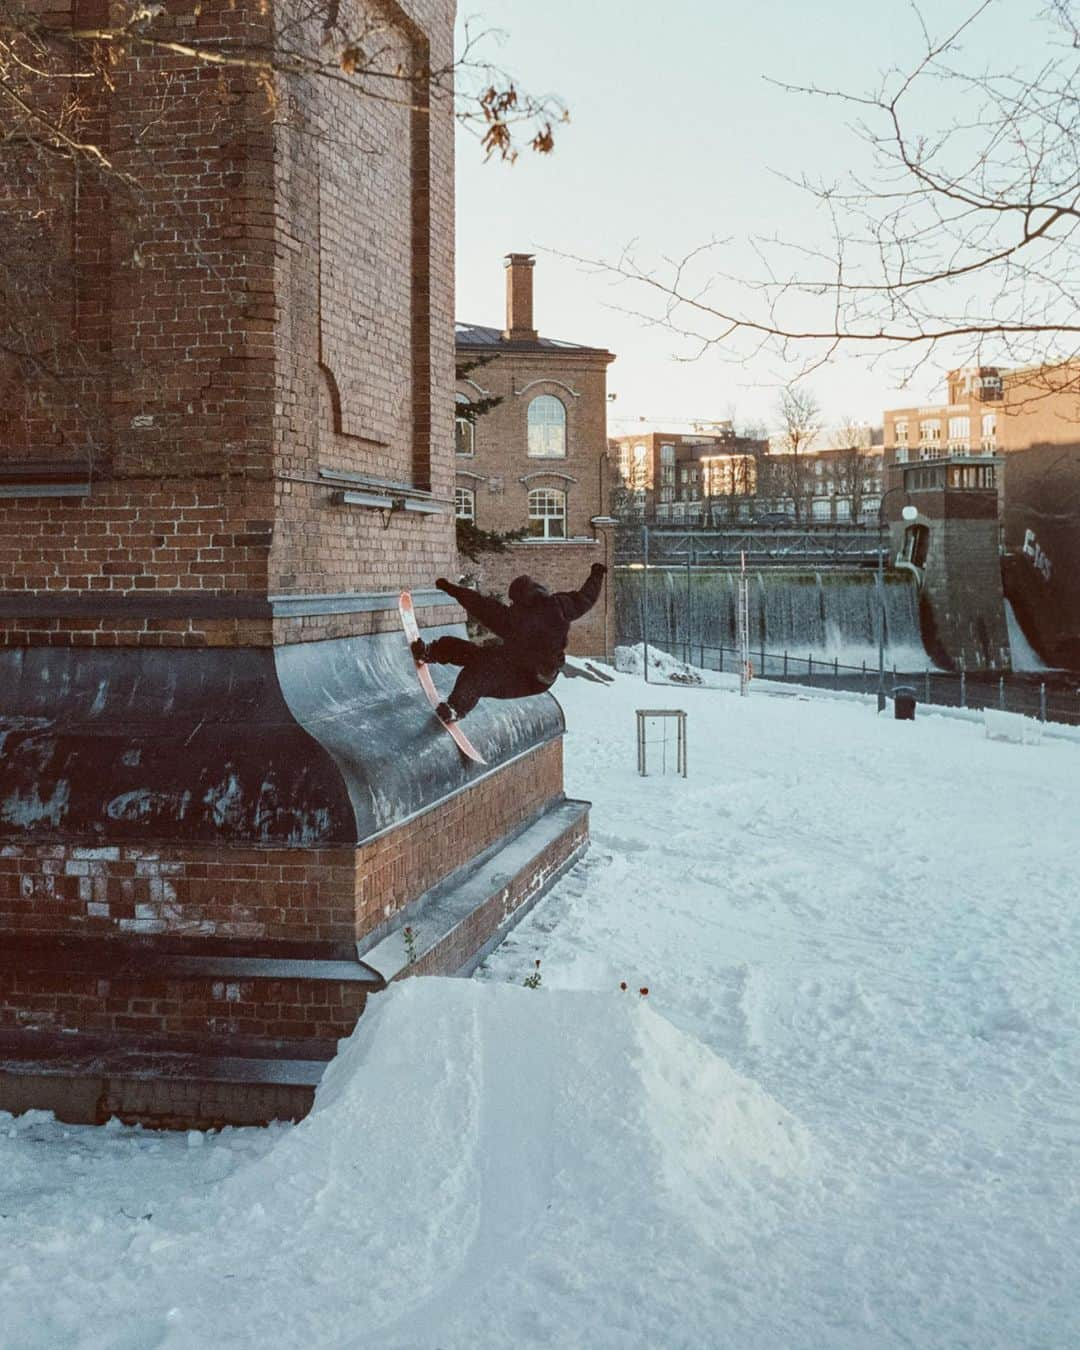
top-left (503, 253), bottom-right (538, 342)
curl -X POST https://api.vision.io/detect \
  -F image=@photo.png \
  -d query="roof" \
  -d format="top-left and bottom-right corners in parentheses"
top-left (455, 322), bottom-right (613, 358)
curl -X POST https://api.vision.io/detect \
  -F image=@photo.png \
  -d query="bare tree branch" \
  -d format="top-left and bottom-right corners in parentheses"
top-left (577, 2), bottom-right (1080, 389)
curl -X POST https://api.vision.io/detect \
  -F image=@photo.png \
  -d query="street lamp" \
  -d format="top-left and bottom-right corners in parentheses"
top-left (877, 490), bottom-right (918, 712)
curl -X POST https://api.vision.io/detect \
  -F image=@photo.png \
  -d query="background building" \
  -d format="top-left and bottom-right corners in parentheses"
top-left (757, 443), bottom-right (884, 525)
top-left (608, 427), bottom-right (765, 522)
top-left (884, 362), bottom-right (1080, 668)
top-left (609, 428), bottom-right (883, 525)
top-left (455, 255), bottom-right (616, 658)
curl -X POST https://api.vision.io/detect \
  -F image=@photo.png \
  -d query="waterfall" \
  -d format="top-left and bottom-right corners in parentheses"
top-left (616, 568), bottom-right (931, 674)
top-left (1004, 599), bottom-right (1050, 672)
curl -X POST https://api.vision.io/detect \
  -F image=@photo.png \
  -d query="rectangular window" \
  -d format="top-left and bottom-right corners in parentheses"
top-left (527, 488), bottom-right (566, 538)
top-left (919, 420), bottom-right (941, 443)
top-left (947, 415), bottom-right (970, 453)
top-left (895, 420), bottom-right (909, 444)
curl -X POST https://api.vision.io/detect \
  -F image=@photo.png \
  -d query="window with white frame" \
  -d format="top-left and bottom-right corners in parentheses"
top-left (981, 412), bottom-right (996, 447)
top-left (919, 419), bottom-right (941, 443)
top-left (527, 487), bottom-right (567, 538)
top-left (454, 486), bottom-right (475, 521)
top-left (947, 416), bottom-right (970, 452)
top-left (455, 393), bottom-right (474, 457)
top-left (895, 447), bottom-right (910, 464)
top-left (527, 395), bottom-right (567, 458)
top-left (895, 420), bottom-right (909, 444)
top-left (834, 498), bottom-right (851, 521)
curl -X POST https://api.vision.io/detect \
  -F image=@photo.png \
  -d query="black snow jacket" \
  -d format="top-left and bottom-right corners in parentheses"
top-left (435, 565), bottom-right (606, 682)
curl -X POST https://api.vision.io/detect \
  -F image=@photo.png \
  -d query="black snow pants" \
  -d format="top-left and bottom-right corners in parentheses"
top-left (425, 636), bottom-right (555, 717)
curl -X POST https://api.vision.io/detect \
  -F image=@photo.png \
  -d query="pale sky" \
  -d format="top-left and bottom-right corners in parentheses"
top-left (454, 1), bottom-right (1043, 439)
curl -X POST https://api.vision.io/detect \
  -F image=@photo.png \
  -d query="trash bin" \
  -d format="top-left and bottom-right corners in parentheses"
top-left (893, 685), bottom-right (916, 721)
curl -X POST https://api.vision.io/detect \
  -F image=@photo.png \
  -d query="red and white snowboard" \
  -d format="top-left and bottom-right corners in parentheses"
top-left (399, 592), bottom-right (486, 765)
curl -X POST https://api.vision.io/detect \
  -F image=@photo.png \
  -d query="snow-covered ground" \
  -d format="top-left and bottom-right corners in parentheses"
top-left (4, 657), bottom-right (1080, 1349)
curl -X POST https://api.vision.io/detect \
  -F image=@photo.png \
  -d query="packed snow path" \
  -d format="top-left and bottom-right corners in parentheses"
top-left (2, 663), bottom-right (1079, 1348)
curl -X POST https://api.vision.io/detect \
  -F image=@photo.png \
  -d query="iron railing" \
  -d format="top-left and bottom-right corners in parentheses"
top-left (638, 639), bottom-right (1080, 727)
top-left (615, 525), bottom-right (883, 568)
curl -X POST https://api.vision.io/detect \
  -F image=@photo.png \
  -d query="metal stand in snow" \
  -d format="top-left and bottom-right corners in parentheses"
top-left (736, 550), bottom-right (751, 696)
top-left (636, 709), bottom-right (688, 778)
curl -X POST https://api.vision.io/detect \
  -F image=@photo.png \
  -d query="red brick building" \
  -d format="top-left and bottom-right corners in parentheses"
top-left (455, 255), bottom-right (616, 658)
top-left (884, 362), bottom-right (1080, 467)
top-left (0, 3), bottom-right (588, 1126)
top-left (609, 428), bottom-right (882, 525)
top-left (608, 428), bottom-right (763, 521)
top-left (757, 444), bottom-right (885, 525)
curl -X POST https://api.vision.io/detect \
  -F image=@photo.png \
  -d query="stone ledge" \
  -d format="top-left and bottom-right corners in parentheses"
top-left (360, 797), bottom-right (589, 982)
top-left (0, 935), bottom-right (383, 988)
top-left (0, 1034), bottom-right (327, 1127)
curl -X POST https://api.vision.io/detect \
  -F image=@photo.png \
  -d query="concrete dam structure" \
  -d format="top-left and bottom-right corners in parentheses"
top-left (616, 568), bottom-right (932, 675)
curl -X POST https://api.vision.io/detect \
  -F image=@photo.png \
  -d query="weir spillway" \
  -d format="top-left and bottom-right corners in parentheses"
top-left (615, 567), bottom-right (931, 674)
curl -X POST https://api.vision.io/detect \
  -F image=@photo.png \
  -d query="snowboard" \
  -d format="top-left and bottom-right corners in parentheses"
top-left (399, 591), bottom-right (486, 765)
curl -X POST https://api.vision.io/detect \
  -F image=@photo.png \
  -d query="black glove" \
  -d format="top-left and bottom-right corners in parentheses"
top-left (591, 563), bottom-right (608, 577)
top-left (435, 577), bottom-right (454, 593)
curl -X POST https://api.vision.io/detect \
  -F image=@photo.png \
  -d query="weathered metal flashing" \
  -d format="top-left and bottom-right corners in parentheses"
top-left (0, 588), bottom-right (449, 620)
top-left (0, 628), bottom-right (564, 848)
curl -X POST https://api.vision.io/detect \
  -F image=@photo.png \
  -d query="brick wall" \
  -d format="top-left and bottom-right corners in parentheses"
top-left (456, 347), bottom-right (613, 540)
top-left (0, 1), bottom-right (587, 1084)
top-left (913, 491), bottom-right (1010, 670)
top-left (468, 534), bottom-right (616, 660)
top-left (0, 0), bottom-right (459, 648)
top-left (0, 739), bottom-right (564, 947)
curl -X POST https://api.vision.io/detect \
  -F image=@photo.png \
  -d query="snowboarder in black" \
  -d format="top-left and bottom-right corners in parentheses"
top-left (412, 564), bottom-right (607, 721)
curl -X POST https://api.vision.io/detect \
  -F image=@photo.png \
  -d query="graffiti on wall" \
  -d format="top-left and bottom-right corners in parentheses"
top-left (1022, 529), bottom-right (1053, 582)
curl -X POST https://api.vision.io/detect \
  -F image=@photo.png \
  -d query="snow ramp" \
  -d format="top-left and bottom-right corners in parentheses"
top-left (56, 980), bottom-right (809, 1350)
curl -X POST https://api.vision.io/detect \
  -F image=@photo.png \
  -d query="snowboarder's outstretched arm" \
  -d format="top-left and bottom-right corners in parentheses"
top-left (435, 577), bottom-right (514, 638)
top-left (556, 563), bottom-right (607, 622)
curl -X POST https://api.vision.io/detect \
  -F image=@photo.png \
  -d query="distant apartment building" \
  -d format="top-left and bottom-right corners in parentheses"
top-left (757, 442), bottom-right (885, 525)
top-left (884, 361), bottom-right (1080, 469)
top-left (454, 254), bottom-right (617, 656)
top-left (884, 367), bottom-right (1005, 472)
top-left (610, 426), bottom-right (884, 525)
top-left (608, 426), bottom-right (765, 522)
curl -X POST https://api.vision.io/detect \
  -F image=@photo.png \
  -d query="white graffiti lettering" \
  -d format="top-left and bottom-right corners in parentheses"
top-left (1022, 528), bottom-right (1053, 582)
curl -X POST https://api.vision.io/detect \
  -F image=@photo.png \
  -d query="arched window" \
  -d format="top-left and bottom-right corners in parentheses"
top-left (455, 393), bottom-right (474, 457)
top-left (454, 486), bottom-right (475, 521)
top-left (527, 395), bottom-right (567, 458)
top-left (527, 488), bottom-right (566, 539)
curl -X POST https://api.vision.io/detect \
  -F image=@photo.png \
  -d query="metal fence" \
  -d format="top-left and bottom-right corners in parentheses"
top-left (615, 524), bottom-right (884, 568)
top-left (641, 639), bottom-right (1080, 728)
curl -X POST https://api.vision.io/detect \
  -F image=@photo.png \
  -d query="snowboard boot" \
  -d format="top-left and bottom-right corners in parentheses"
top-left (435, 701), bottom-right (457, 724)
top-left (410, 638), bottom-right (427, 663)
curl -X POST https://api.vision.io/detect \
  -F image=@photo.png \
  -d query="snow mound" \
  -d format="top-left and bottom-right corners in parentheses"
top-left (34, 980), bottom-right (813, 1349)
top-left (984, 708), bottom-right (1044, 745)
top-left (614, 642), bottom-right (731, 687)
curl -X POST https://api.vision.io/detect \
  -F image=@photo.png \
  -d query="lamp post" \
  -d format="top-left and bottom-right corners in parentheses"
top-left (877, 490), bottom-right (918, 712)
